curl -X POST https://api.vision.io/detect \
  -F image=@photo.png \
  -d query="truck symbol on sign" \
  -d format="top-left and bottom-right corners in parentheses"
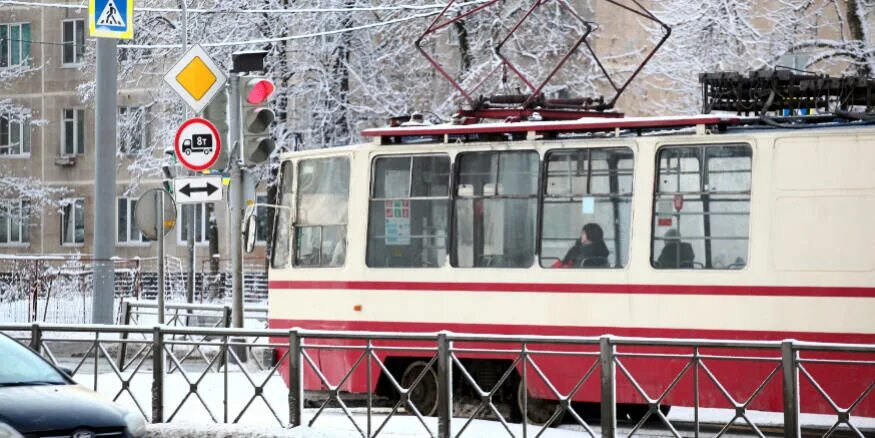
top-left (181, 134), bottom-right (213, 155)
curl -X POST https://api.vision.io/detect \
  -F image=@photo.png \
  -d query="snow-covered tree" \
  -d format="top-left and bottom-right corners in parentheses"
top-left (641, 0), bottom-right (875, 114)
top-left (70, 0), bottom-right (873, 176)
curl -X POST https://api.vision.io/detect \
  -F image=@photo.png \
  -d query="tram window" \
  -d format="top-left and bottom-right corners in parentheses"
top-left (453, 151), bottom-right (538, 268)
top-left (367, 155), bottom-right (450, 268)
top-left (271, 161), bottom-right (294, 269)
top-left (294, 156), bottom-right (350, 268)
top-left (541, 147), bottom-right (634, 268)
top-left (295, 225), bottom-right (346, 267)
top-left (652, 144), bottom-right (751, 269)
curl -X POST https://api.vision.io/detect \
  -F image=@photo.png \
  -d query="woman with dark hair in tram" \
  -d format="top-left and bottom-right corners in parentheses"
top-left (554, 223), bottom-right (610, 268)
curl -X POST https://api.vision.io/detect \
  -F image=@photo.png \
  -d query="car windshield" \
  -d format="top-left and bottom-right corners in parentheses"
top-left (0, 334), bottom-right (67, 385)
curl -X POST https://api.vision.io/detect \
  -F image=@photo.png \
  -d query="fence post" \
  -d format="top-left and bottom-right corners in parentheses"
top-left (29, 260), bottom-right (38, 322)
top-left (117, 301), bottom-right (132, 370)
top-left (29, 323), bottom-right (42, 352)
top-left (223, 305), bottom-right (232, 328)
top-left (782, 340), bottom-right (800, 438)
top-left (437, 331), bottom-right (452, 438)
top-left (152, 326), bottom-right (164, 423)
top-left (600, 335), bottom-right (616, 438)
top-left (289, 329), bottom-right (304, 427)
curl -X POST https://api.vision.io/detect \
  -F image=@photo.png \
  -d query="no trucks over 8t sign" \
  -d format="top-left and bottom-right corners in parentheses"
top-left (174, 117), bottom-right (222, 171)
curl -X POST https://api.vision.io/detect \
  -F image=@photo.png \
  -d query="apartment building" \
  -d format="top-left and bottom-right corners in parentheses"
top-left (0, 3), bottom-right (269, 270)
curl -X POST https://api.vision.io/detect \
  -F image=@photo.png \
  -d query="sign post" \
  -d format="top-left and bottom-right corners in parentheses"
top-left (135, 189), bottom-right (176, 324)
top-left (88, 0), bottom-right (132, 323)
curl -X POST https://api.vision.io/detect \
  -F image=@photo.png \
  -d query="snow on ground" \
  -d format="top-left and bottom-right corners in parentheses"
top-left (145, 424), bottom-right (347, 438)
top-left (71, 370), bottom-right (875, 437)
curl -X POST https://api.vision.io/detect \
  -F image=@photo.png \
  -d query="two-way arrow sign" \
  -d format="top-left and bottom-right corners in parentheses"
top-left (173, 176), bottom-right (223, 204)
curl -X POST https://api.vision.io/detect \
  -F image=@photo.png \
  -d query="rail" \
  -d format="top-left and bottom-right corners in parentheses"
top-left (118, 300), bottom-right (269, 328)
top-left (0, 323), bottom-right (872, 438)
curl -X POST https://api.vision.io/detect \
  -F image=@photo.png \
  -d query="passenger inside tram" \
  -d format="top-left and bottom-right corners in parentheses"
top-left (656, 228), bottom-right (695, 268)
top-left (553, 223), bottom-right (609, 268)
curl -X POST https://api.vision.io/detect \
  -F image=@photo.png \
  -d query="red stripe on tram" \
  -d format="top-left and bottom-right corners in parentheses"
top-left (267, 318), bottom-right (875, 344)
top-left (267, 280), bottom-right (875, 298)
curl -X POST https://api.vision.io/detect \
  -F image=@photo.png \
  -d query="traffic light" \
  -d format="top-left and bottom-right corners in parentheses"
top-left (239, 75), bottom-right (276, 166)
top-left (202, 87), bottom-right (229, 171)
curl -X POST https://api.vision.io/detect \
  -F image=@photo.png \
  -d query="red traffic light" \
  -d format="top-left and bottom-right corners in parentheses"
top-left (246, 79), bottom-right (275, 105)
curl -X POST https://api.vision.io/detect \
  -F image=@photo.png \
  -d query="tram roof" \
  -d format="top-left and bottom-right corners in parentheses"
top-left (360, 114), bottom-right (741, 139)
top-left (278, 113), bottom-right (875, 161)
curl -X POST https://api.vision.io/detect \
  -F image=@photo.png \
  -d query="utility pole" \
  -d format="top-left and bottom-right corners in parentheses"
top-left (228, 71), bottom-right (246, 361)
top-left (157, 191), bottom-right (166, 324)
top-left (92, 38), bottom-right (118, 324)
top-left (228, 72), bottom-right (244, 331)
top-left (181, 0), bottom-right (196, 307)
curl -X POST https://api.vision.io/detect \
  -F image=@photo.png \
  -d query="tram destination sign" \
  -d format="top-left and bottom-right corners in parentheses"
top-left (174, 176), bottom-right (223, 204)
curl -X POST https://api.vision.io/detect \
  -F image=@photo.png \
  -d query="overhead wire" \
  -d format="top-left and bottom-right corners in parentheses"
top-left (120, 10), bottom-right (439, 49)
top-left (0, 1), bottom-right (485, 14)
top-left (0, 1), bottom-right (487, 50)
top-left (0, 36), bottom-right (76, 47)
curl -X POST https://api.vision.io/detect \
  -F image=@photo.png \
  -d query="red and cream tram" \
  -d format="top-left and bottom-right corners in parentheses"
top-left (264, 112), bottom-right (875, 420)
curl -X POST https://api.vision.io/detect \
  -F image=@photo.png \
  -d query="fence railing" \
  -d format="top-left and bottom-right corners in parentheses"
top-left (119, 300), bottom-right (268, 328)
top-left (0, 254), bottom-right (270, 325)
top-left (1, 323), bottom-right (873, 438)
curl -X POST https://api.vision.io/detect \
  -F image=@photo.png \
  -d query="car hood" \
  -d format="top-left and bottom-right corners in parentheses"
top-left (0, 384), bottom-right (127, 434)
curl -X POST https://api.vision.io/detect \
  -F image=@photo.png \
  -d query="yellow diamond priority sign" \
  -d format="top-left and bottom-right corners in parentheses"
top-left (164, 45), bottom-right (226, 114)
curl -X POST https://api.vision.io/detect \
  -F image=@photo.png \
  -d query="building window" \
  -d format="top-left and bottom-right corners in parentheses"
top-left (0, 113), bottom-right (30, 156)
top-left (178, 203), bottom-right (214, 244)
top-left (62, 19), bottom-right (85, 65)
top-left (0, 199), bottom-right (30, 245)
top-left (118, 106), bottom-right (148, 154)
top-left (0, 23), bottom-right (31, 67)
top-left (62, 109), bottom-right (85, 156)
top-left (652, 144), bottom-right (752, 269)
top-left (453, 151), bottom-right (539, 268)
top-left (255, 194), bottom-right (269, 244)
top-left (117, 197), bottom-right (147, 244)
top-left (366, 155), bottom-right (450, 267)
top-left (541, 147), bottom-right (634, 268)
top-left (61, 198), bottom-right (85, 245)
top-left (294, 156), bottom-right (350, 267)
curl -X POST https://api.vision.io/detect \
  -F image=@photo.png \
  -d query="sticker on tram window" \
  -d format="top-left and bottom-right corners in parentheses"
top-left (656, 199), bottom-right (673, 227)
top-left (581, 196), bottom-right (595, 215)
top-left (384, 200), bottom-right (410, 245)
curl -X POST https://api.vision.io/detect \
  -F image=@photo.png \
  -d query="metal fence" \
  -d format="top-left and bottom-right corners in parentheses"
top-left (0, 323), bottom-right (872, 438)
top-left (0, 255), bottom-right (185, 324)
top-left (0, 254), bottom-right (268, 324)
top-left (118, 300), bottom-right (268, 328)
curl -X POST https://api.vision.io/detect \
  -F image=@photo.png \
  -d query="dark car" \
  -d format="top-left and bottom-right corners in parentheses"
top-left (0, 333), bottom-right (145, 438)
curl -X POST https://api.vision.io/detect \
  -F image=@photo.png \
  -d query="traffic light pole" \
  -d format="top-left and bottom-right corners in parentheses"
top-left (229, 73), bottom-right (245, 336)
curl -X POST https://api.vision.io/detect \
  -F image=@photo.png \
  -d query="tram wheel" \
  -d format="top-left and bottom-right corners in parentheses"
top-left (517, 381), bottom-right (564, 425)
top-left (400, 361), bottom-right (439, 417)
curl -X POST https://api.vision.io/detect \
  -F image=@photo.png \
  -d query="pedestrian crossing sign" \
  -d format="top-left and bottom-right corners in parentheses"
top-left (89, 0), bottom-right (134, 39)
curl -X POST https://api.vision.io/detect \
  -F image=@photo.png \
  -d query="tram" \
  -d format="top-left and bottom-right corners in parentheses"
top-left (260, 101), bottom-right (875, 419)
